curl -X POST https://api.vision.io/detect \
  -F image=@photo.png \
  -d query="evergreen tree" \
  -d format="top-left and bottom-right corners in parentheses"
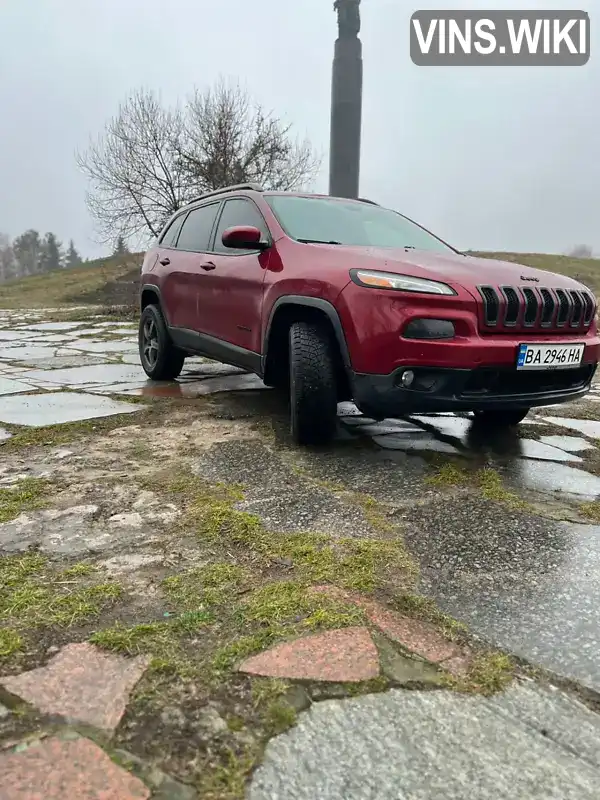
top-left (65, 239), bottom-right (82, 269)
top-left (39, 232), bottom-right (63, 272)
top-left (13, 230), bottom-right (42, 276)
top-left (113, 235), bottom-right (129, 257)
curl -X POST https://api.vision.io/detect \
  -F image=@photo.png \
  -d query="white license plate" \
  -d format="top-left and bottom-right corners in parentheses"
top-left (516, 342), bottom-right (585, 370)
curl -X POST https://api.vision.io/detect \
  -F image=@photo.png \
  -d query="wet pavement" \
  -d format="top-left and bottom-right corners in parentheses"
top-left (2, 309), bottom-right (600, 694)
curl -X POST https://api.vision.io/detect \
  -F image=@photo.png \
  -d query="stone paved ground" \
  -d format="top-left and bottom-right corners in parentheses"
top-left (2, 307), bottom-right (600, 797)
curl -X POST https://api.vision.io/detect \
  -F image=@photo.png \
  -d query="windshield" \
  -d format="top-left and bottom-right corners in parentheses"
top-left (264, 195), bottom-right (456, 254)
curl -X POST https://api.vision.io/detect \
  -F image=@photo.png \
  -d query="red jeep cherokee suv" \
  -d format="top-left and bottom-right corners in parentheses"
top-left (139, 183), bottom-right (599, 444)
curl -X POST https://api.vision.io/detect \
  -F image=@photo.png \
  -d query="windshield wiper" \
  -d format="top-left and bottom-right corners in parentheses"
top-left (297, 238), bottom-right (342, 245)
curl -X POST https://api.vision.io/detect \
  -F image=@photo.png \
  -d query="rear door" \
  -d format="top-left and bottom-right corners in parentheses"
top-left (162, 202), bottom-right (221, 331)
top-left (201, 197), bottom-right (271, 352)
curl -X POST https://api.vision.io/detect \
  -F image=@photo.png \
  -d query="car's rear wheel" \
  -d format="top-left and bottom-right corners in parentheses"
top-left (139, 304), bottom-right (185, 380)
top-left (289, 321), bottom-right (338, 446)
top-left (472, 409), bottom-right (530, 427)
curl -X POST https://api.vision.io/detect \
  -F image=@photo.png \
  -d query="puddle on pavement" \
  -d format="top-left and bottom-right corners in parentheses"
top-left (0, 391), bottom-right (140, 426)
top-left (125, 373), bottom-right (267, 398)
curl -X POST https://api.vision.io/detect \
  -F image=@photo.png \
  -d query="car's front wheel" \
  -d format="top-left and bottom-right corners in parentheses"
top-left (289, 321), bottom-right (338, 446)
top-left (139, 304), bottom-right (185, 380)
top-left (472, 409), bottom-right (530, 428)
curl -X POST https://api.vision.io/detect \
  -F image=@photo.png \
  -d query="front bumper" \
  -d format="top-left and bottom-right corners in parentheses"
top-left (351, 362), bottom-right (598, 418)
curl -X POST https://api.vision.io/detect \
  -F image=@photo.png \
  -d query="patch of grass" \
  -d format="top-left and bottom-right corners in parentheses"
top-left (1, 413), bottom-right (148, 451)
top-left (579, 500), bottom-right (600, 523)
top-left (0, 554), bottom-right (122, 632)
top-left (446, 651), bottom-right (515, 695)
top-left (426, 463), bottom-right (527, 510)
top-left (175, 476), bottom-right (417, 594)
top-left (472, 251), bottom-right (600, 295)
top-left (263, 698), bottom-right (297, 734)
top-left (0, 254), bottom-right (140, 309)
top-left (162, 563), bottom-right (249, 609)
top-left (197, 747), bottom-right (257, 800)
top-left (0, 478), bottom-right (51, 523)
top-left (0, 628), bottom-right (23, 660)
top-left (425, 462), bottom-right (468, 487)
top-left (61, 564), bottom-right (96, 578)
top-left (478, 468), bottom-right (527, 510)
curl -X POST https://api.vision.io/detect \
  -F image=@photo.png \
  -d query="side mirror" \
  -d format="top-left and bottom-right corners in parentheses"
top-left (221, 225), bottom-right (268, 251)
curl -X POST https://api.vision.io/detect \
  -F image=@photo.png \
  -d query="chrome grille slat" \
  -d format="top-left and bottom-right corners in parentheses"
top-left (477, 284), bottom-right (594, 332)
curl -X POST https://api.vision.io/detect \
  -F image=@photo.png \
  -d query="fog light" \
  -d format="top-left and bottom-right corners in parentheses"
top-left (401, 370), bottom-right (415, 388)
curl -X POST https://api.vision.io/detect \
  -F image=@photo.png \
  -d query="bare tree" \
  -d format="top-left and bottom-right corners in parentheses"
top-left (178, 79), bottom-right (321, 193)
top-left (567, 244), bottom-right (593, 258)
top-left (77, 81), bottom-right (321, 245)
top-left (77, 89), bottom-right (188, 245)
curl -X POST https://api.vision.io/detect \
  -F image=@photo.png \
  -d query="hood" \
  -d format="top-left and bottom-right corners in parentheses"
top-left (325, 246), bottom-right (587, 292)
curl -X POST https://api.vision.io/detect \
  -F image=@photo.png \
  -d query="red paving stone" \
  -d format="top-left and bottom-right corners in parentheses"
top-left (1, 643), bottom-right (150, 732)
top-left (238, 627), bottom-right (380, 682)
top-left (310, 585), bottom-right (470, 666)
top-left (0, 735), bottom-right (149, 799)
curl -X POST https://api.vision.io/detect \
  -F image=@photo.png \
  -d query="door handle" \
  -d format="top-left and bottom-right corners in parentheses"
top-left (200, 261), bottom-right (216, 271)
top-left (159, 257), bottom-right (170, 266)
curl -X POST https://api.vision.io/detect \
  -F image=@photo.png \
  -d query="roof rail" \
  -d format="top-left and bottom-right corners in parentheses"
top-left (358, 197), bottom-right (379, 205)
top-left (187, 183), bottom-right (264, 205)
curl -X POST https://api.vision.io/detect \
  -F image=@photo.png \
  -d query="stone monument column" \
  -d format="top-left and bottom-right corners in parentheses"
top-left (329, 0), bottom-right (363, 199)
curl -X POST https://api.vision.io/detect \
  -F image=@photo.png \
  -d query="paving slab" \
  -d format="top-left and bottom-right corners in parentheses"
top-left (21, 321), bottom-right (85, 331)
top-left (540, 435), bottom-right (597, 453)
top-left (249, 683), bottom-right (600, 800)
top-left (404, 495), bottom-right (600, 692)
top-left (0, 376), bottom-right (35, 396)
top-left (543, 416), bottom-right (600, 438)
top-left (0, 735), bottom-right (150, 799)
top-left (239, 628), bottom-right (380, 682)
top-left (68, 339), bottom-right (139, 353)
top-left (16, 354), bottom-right (113, 370)
top-left (0, 391), bottom-right (140, 426)
top-left (18, 363), bottom-right (146, 387)
top-left (0, 345), bottom-right (59, 361)
top-left (1, 642), bottom-right (150, 731)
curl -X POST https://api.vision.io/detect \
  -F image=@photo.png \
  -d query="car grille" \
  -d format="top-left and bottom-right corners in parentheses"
top-left (477, 285), bottom-right (596, 332)
top-left (461, 364), bottom-right (595, 397)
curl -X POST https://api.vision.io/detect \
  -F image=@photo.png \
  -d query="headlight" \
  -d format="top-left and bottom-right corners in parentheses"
top-left (350, 269), bottom-right (456, 295)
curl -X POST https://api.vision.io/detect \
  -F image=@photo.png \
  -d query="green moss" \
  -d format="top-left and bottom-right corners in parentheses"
top-left (0, 478), bottom-right (51, 522)
top-left (0, 627), bottom-right (23, 660)
top-left (196, 747), bottom-right (256, 800)
top-left (1, 554), bottom-right (122, 630)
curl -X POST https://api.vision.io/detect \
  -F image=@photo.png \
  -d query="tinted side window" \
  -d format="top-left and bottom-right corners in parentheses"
top-left (213, 199), bottom-right (269, 254)
top-left (160, 212), bottom-right (186, 247)
top-left (176, 203), bottom-right (220, 252)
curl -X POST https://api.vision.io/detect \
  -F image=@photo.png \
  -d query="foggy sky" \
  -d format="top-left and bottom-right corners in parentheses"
top-left (0, 0), bottom-right (597, 257)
